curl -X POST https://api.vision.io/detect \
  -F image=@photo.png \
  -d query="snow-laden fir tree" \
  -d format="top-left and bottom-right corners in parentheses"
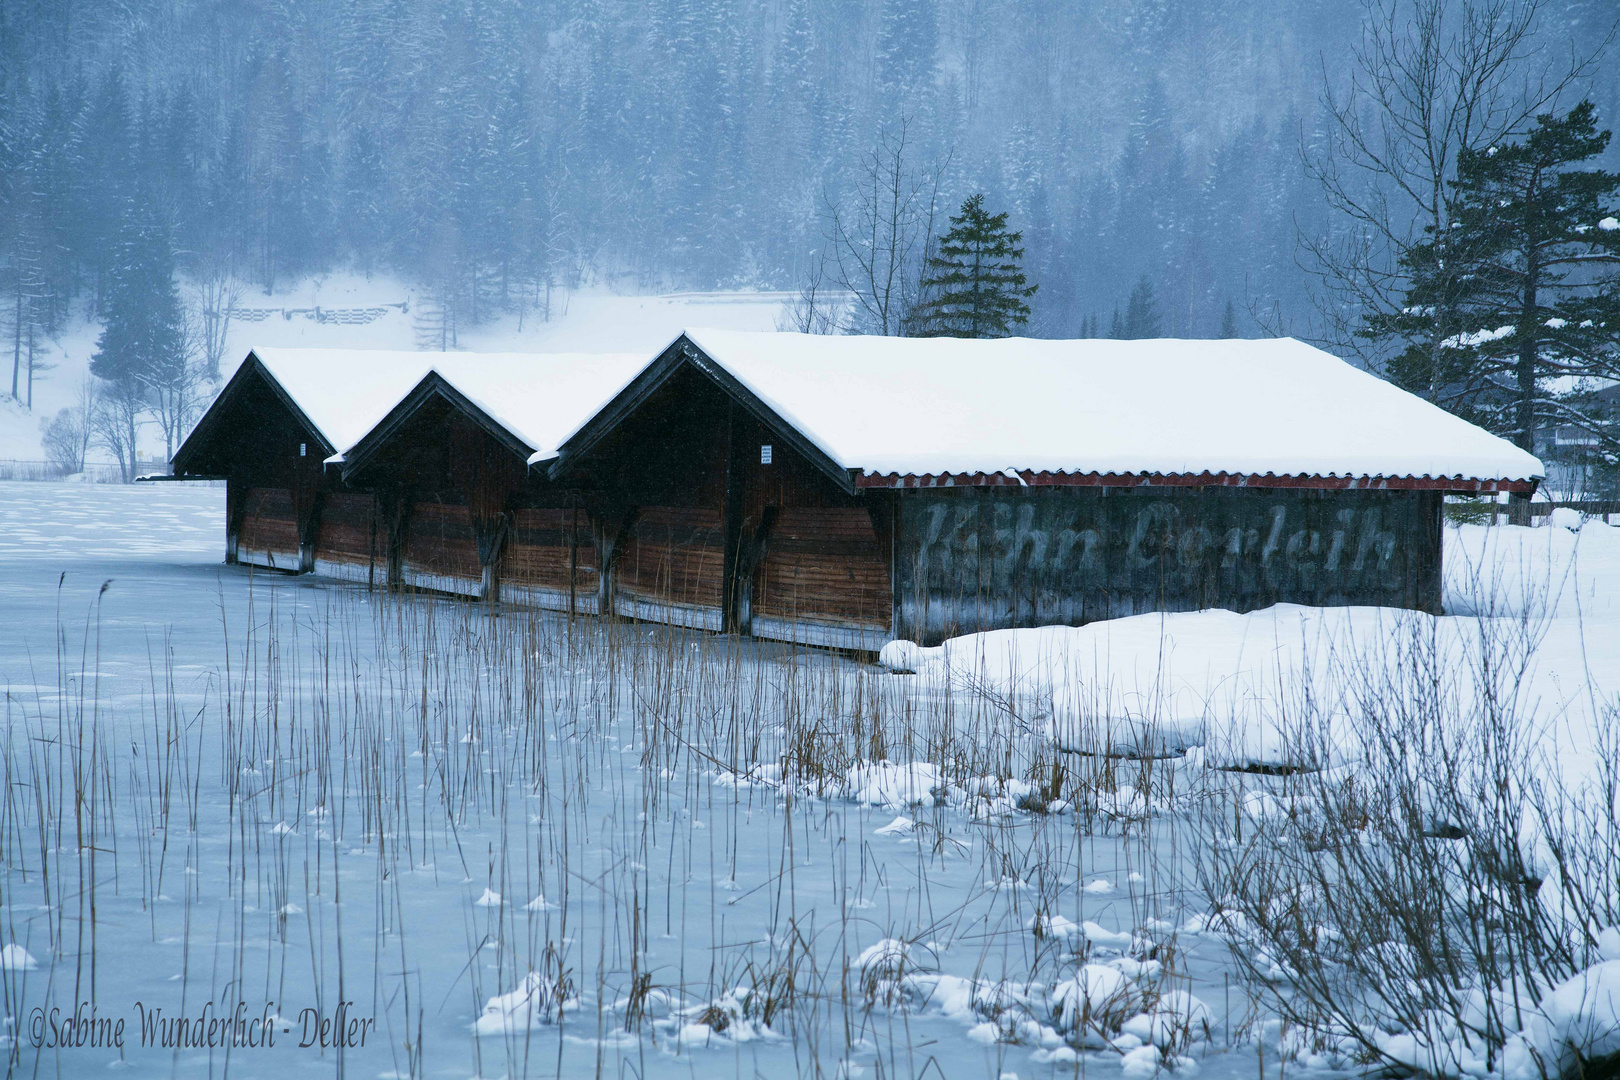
top-left (875, 0), bottom-right (937, 104)
top-left (915, 194), bottom-right (1036, 337)
top-left (1121, 275), bottom-right (1162, 338)
top-left (1370, 101), bottom-right (1620, 471)
top-left (90, 198), bottom-right (188, 479)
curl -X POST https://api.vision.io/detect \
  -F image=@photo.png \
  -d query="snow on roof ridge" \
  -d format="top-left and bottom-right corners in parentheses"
top-left (242, 347), bottom-right (650, 459)
top-left (856, 467), bottom-right (1534, 481)
top-left (674, 328), bottom-right (1544, 484)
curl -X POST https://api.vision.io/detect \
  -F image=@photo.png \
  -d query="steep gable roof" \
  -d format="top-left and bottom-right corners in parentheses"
top-left (552, 329), bottom-right (1543, 491)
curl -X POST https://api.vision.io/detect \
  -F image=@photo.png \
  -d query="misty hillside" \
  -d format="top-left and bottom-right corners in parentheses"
top-left (5, 0), bottom-right (1613, 347)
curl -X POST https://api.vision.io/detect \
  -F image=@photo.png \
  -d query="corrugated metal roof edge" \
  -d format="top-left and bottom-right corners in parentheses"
top-left (855, 470), bottom-right (1540, 493)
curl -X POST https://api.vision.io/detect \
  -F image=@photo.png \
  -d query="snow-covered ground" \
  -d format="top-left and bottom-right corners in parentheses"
top-left (2, 483), bottom-right (1617, 1078)
top-left (0, 276), bottom-right (791, 461)
top-left (880, 516), bottom-right (1620, 789)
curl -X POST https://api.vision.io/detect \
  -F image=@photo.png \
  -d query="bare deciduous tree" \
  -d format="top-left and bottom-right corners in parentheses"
top-left (191, 255), bottom-right (241, 382)
top-left (775, 254), bottom-right (846, 334)
top-left (143, 316), bottom-right (210, 465)
top-left (92, 378), bottom-right (145, 483)
top-left (39, 378), bottom-right (95, 474)
top-left (1301, 0), bottom-right (1605, 370)
top-left (824, 121), bottom-right (948, 336)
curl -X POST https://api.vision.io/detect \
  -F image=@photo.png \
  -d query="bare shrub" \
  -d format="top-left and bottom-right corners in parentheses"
top-left (1201, 605), bottom-right (1620, 1078)
top-left (39, 382), bottom-right (92, 473)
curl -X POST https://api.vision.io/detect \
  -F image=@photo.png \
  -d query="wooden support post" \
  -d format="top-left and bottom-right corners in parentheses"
top-left (299, 489), bottom-right (326, 574)
top-left (1508, 490), bottom-right (1531, 527)
top-left (721, 401), bottom-right (747, 634)
top-left (478, 513), bottom-right (510, 608)
top-left (593, 506), bottom-right (635, 620)
top-left (367, 497), bottom-right (380, 590)
top-left (866, 493), bottom-right (901, 641)
top-left (731, 507), bottom-right (778, 638)
top-left (225, 476), bottom-right (246, 565)
top-left (384, 490), bottom-right (414, 590)
top-left (568, 505), bottom-right (580, 618)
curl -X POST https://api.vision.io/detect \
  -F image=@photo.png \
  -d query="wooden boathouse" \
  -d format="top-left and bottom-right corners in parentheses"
top-left (334, 353), bottom-right (644, 608)
top-left (540, 330), bottom-right (1543, 647)
top-left (175, 333), bottom-right (1544, 648)
top-left (171, 349), bottom-right (438, 575)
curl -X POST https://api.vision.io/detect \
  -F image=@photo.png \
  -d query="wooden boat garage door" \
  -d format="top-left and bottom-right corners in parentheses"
top-left (751, 507), bottom-right (891, 650)
top-left (238, 487), bottom-right (301, 571)
top-left (502, 507), bottom-right (598, 614)
top-left (612, 507), bottom-right (726, 630)
top-left (400, 501), bottom-right (482, 597)
top-left (313, 493), bottom-right (383, 585)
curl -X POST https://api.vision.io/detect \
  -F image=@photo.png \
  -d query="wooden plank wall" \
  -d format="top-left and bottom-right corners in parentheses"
top-left (894, 487), bottom-right (1444, 645)
top-left (502, 507), bottom-right (599, 614)
top-left (612, 507), bottom-right (727, 630)
top-left (183, 367), bottom-right (328, 568)
top-left (558, 369), bottom-right (898, 644)
top-left (722, 408), bottom-right (892, 649)
top-left (751, 507), bottom-right (891, 650)
top-left (237, 487), bottom-right (301, 571)
top-left (313, 492), bottom-right (383, 584)
top-left (400, 501), bottom-right (484, 597)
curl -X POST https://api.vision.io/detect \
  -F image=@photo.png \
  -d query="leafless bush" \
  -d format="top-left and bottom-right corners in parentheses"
top-left (1201, 605), bottom-right (1620, 1078)
top-left (775, 254), bottom-right (846, 334)
top-left (39, 379), bottom-right (93, 473)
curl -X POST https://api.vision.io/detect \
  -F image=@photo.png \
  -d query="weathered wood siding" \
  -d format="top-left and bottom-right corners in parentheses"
top-left (612, 507), bottom-right (727, 629)
top-left (400, 501), bottom-right (483, 596)
top-left (558, 364), bottom-right (897, 642)
top-left (502, 507), bottom-right (599, 614)
top-left (751, 507), bottom-right (891, 650)
top-left (564, 366), bottom-right (731, 631)
top-left (237, 487), bottom-right (302, 571)
top-left (344, 392), bottom-right (538, 601)
top-left (894, 487), bottom-right (1443, 645)
top-left (178, 362), bottom-right (329, 569)
top-left (313, 492), bottom-right (383, 584)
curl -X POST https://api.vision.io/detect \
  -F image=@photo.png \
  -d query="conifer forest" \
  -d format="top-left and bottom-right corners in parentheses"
top-left (1, 0), bottom-right (1611, 344)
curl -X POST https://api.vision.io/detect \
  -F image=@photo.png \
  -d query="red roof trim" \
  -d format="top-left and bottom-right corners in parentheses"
top-left (854, 470), bottom-right (1538, 493)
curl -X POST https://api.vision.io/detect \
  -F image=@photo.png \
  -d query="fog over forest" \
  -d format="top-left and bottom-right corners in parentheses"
top-left (2, 0), bottom-right (1618, 346)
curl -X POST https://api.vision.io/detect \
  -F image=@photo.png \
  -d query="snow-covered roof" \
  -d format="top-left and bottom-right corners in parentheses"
top-left (250, 348), bottom-right (443, 454)
top-left (400, 353), bottom-right (648, 462)
top-left (672, 329), bottom-right (1545, 484)
top-left (250, 348), bottom-right (645, 461)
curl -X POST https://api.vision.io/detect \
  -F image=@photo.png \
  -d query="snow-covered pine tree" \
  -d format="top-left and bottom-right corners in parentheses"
top-left (90, 197), bottom-right (188, 479)
top-left (1121, 275), bottom-right (1161, 338)
top-left (915, 194), bottom-right (1036, 338)
top-left (1375, 101), bottom-right (1620, 514)
top-left (875, 0), bottom-right (937, 105)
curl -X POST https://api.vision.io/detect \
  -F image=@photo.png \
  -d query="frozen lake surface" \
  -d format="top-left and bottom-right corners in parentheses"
top-left (2, 481), bottom-right (1617, 1079)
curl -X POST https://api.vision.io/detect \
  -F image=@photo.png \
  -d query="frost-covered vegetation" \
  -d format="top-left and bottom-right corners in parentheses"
top-left (3, 484), bottom-right (1620, 1079)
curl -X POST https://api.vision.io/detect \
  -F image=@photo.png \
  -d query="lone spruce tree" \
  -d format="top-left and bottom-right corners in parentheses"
top-left (90, 198), bottom-right (188, 479)
top-left (1121, 276), bottom-right (1162, 338)
top-left (915, 194), bottom-right (1036, 337)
